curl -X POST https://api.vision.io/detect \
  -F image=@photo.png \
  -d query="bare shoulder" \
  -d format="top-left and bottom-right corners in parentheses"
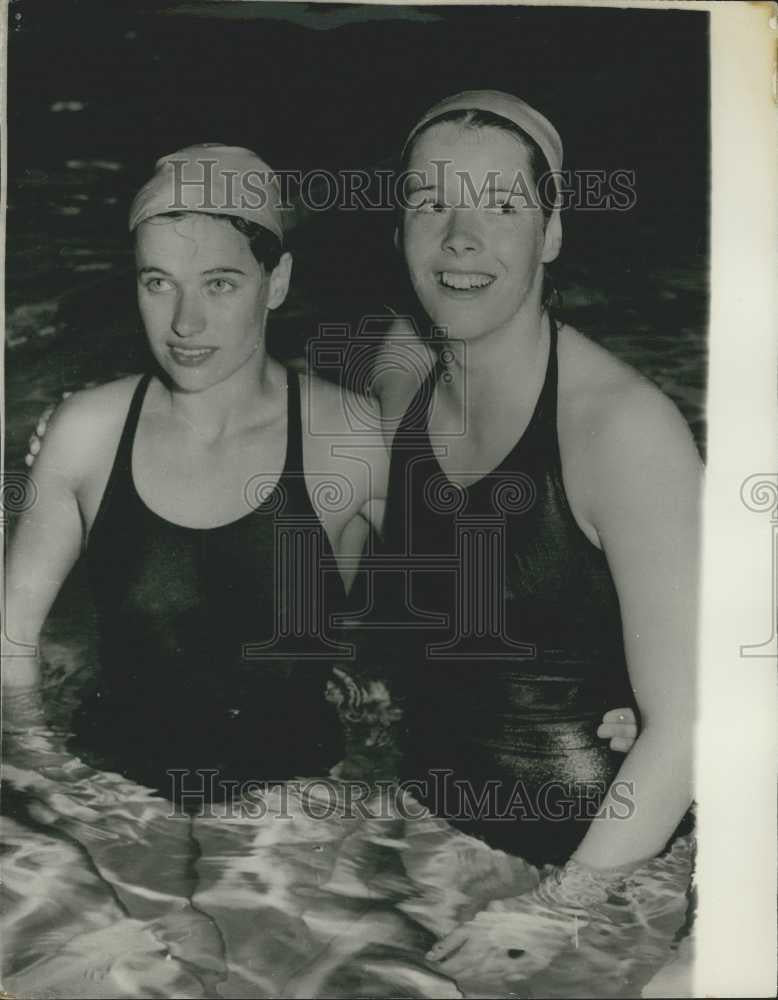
top-left (47, 376), bottom-right (143, 440)
top-left (556, 325), bottom-right (701, 539)
top-left (34, 375), bottom-right (144, 486)
top-left (373, 317), bottom-right (436, 421)
top-left (299, 371), bottom-right (388, 511)
top-left (301, 370), bottom-right (383, 440)
top-left (375, 317), bottom-right (436, 380)
top-left (557, 324), bottom-right (699, 462)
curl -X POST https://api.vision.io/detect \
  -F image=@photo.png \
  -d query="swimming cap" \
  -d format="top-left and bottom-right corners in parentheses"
top-left (403, 90), bottom-right (563, 180)
top-left (129, 144), bottom-right (284, 241)
top-left (403, 89), bottom-right (564, 256)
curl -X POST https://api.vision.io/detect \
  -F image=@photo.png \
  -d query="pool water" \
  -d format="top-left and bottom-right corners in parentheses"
top-left (3, 157), bottom-right (704, 999)
top-left (3, 724), bottom-right (694, 999)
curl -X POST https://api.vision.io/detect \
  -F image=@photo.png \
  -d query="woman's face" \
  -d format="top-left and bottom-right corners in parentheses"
top-left (135, 213), bottom-right (290, 392)
top-left (401, 123), bottom-right (559, 342)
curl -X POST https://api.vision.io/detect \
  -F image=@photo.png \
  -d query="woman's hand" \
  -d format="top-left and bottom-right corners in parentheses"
top-left (423, 848), bottom-right (693, 994)
top-left (24, 393), bottom-right (71, 467)
top-left (598, 707), bottom-right (638, 752)
top-left (423, 865), bottom-right (603, 991)
top-left (425, 905), bottom-right (576, 990)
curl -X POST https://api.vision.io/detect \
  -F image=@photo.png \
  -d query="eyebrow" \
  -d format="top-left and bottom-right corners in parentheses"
top-left (137, 266), bottom-right (249, 277)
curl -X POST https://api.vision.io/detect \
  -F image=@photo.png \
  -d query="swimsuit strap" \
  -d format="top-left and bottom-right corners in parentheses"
top-left (105, 372), bottom-right (151, 494)
top-left (86, 373), bottom-right (152, 543)
top-left (113, 373), bottom-right (153, 476)
top-left (532, 312), bottom-right (559, 435)
top-left (282, 367), bottom-right (304, 475)
top-left (396, 353), bottom-right (445, 436)
top-left (537, 312), bottom-right (563, 466)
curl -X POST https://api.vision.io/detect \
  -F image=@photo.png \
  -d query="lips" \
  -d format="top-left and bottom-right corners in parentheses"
top-left (438, 271), bottom-right (495, 291)
top-left (168, 345), bottom-right (218, 367)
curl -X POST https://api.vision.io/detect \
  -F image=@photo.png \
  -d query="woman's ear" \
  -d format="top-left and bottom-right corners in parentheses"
top-left (541, 212), bottom-right (562, 264)
top-left (267, 252), bottom-right (293, 311)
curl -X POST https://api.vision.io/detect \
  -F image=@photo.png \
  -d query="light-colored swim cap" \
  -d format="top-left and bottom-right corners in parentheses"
top-left (129, 143), bottom-right (284, 241)
top-left (403, 90), bottom-right (563, 180)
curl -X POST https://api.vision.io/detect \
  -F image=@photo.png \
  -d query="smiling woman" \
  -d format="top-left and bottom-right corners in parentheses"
top-left (400, 103), bottom-right (561, 333)
top-left (402, 122), bottom-right (557, 344)
top-left (373, 91), bottom-right (700, 877)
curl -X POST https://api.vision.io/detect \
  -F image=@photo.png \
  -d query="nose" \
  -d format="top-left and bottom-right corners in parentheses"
top-left (441, 209), bottom-right (483, 256)
top-left (171, 289), bottom-right (206, 339)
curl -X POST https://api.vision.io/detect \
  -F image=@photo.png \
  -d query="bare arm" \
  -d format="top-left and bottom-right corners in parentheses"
top-left (3, 398), bottom-right (91, 725)
top-left (571, 384), bottom-right (701, 869)
top-left (24, 393), bottom-right (72, 467)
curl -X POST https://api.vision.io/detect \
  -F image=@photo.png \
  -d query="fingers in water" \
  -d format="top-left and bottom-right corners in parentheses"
top-left (599, 725), bottom-right (637, 738)
top-left (427, 929), bottom-right (470, 963)
top-left (602, 707), bottom-right (636, 724)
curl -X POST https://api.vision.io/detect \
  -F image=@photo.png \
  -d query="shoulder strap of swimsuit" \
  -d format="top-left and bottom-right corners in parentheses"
top-left (521, 313), bottom-right (559, 441)
top-left (283, 367), bottom-right (304, 475)
top-left (397, 355), bottom-right (442, 435)
top-left (544, 313), bottom-right (560, 414)
top-left (532, 313), bottom-right (564, 468)
top-left (110, 373), bottom-right (153, 479)
top-left (87, 373), bottom-right (152, 541)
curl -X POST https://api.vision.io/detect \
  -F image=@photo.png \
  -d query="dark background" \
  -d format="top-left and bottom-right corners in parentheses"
top-left (6, 0), bottom-right (709, 456)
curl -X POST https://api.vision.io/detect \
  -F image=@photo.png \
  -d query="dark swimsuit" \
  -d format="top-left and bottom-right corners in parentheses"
top-left (71, 369), bottom-right (347, 802)
top-left (376, 317), bottom-right (639, 865)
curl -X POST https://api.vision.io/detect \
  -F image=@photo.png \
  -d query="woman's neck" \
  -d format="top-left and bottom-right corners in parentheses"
top-left (436, 306), bottom-right (550, 413)
top-left (157, 349), bottom-right (287, 442)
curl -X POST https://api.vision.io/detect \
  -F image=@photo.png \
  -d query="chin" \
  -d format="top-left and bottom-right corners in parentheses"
top-left (157, 363), bottom-right (217, 392)
top-left (419, 307), bottom-right (501, 343)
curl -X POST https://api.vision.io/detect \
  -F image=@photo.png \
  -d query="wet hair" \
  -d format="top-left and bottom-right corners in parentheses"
top-left (136, 211), bottom-right (283, 271)
top-left (402, 107), bottom-right (555, 224)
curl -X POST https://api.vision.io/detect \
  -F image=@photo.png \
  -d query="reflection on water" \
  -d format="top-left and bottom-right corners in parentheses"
top-left (2, 726), bottom-right (694, 999)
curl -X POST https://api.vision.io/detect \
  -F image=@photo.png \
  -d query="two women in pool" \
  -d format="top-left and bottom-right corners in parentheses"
top-left (9, 88), bottom-right (688, 864)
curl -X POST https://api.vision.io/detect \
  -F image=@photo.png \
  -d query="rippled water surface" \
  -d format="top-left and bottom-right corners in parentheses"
top-left (3, 726), bottom-right (694, 1000)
